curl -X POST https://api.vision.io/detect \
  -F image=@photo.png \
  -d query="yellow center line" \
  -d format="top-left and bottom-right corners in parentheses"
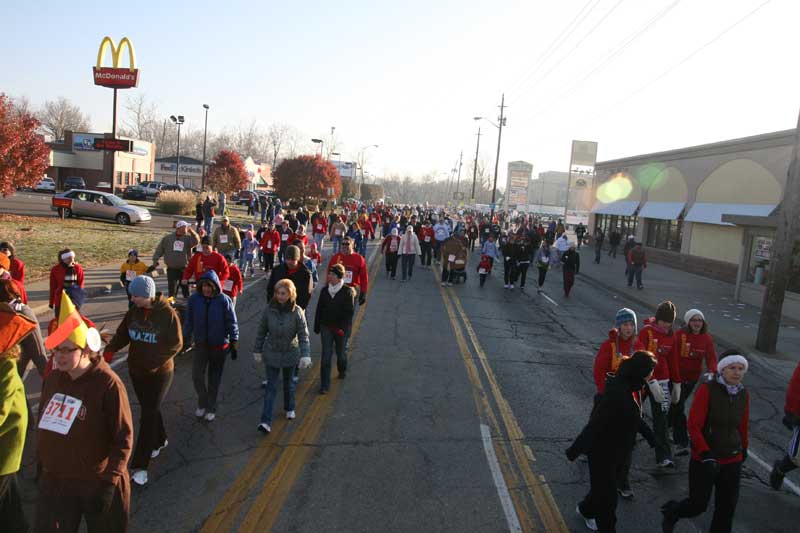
top-left (200, 246), bottom-right (381, 533)
top-left (446, 287), bottom-right (569, 532)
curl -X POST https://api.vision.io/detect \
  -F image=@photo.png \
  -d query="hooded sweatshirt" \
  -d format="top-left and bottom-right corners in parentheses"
top-left (672, 329), bottom-right (717, 382)
top-left (593, 329), bottom-right (645, 393)
top-left (105, 295), bottom-right (183, 376)
top-left (637, 317), bottom-right (681, 382)
top-left (183, 270), bottom-right (239, 349)
top-left (183, 249), bottom-right (230, 283)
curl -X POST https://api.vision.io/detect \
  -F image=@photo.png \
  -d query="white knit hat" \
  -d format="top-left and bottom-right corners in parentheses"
top-left (718, 354), bottom-right (748, 373)
top-left (684, 309), bottom-right (705, 324)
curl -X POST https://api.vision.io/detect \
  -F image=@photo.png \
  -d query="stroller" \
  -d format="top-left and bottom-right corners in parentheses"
top-left (449, 248), bottom-right (469, 284)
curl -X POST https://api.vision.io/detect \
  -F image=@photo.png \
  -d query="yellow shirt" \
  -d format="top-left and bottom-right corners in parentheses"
top-left (120, 260), bottom-right (148, 282)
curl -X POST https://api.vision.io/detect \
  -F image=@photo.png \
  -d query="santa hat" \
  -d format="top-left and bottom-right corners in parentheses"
top-left (718, 353), bottom-right (749, 373)
top-left (45, 291), bottom-right (101, 352)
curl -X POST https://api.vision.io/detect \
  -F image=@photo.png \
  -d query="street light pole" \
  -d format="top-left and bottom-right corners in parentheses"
top-left (455, 150), bottom-right (463, 196)
top-left (471, 126), bottom-right (481, 203)
top-left (201, 104), bottom-right (209, 191)
top-left (490, 94), bottom-right (506, 222)
top-left (311, 138), bottom-right (324, 156)
top-left (170, 115), bottom-right (185, 185)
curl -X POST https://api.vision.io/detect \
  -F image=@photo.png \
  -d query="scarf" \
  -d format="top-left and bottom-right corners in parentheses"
top-left (404, 232), bottom-right (413, 254)
top-left (716, 374), bottom-right (744, 396)
top-left (328, 279), bottom-right (344, 298)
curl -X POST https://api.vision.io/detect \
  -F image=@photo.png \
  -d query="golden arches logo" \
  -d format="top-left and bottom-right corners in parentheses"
top-left (96, 36), bottom-right (136, 71)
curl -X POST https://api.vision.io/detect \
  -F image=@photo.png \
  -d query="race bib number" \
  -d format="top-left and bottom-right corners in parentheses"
top-left (360, 230), bottom-right (365, 236)
top-left (424, 236), bottom-right (431, 242)
top-left (266, 241), bottom-right (272, 249)
top-left (448, 254), bottom-right (456, 262)
top-left (317, 224), bottom-right (323, 230)
top-left (282, 234), bottom-right (289, 241)
top-left (223, 279), bottom-right (233, 292)
top-left (479, 268), bottom-right (487, 274)
top-left (390, 241), bottom-right (398, 252)
top-left (220, 235), bottom-right (228, 244)
top-left (173, 240), bottom-right (185, 252)
top-left (455, 259), bottom-right (465, 265)
top-left (125, 270), bottom-right (137, 282)
top-left (344, 271), bottom-right (353, 284)
top-left (39, 394), bottom-right (82, 435)
top-left (484, 228), bottom-right (490, 233)
top-left (334, 229), bottom-right (341, 236)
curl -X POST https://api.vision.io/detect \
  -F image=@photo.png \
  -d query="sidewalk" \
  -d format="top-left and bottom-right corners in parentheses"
top-left (576, 243), bottom-right (800, 366)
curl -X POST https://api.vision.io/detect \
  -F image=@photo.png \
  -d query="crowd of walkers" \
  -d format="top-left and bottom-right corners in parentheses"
top-left (0, 198), bottom-right (798, 533)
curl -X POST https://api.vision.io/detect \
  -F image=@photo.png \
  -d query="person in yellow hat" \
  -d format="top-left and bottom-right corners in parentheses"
top-left (35, 291), bottom-right (134, 532)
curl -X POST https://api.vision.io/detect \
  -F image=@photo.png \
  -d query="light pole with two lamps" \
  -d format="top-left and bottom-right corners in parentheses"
top-left (170, 115), bottom-right (185, 185)
top-left (201, 104), bottom-right (210, 191)
top-left (311, 138), bottom-right (324, 157)
top-left (474, 93), bottom-right (506, 221)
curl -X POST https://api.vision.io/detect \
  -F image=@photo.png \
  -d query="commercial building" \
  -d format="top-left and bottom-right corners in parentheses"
top-left (46, 130), bottom-right (154, 193)
top-left (505, 161), bottom-right (533, 211)
top-left (527, 171), bottom-right (568, 216)
top-left (589, 129), bottom-right (799, 319)
top-left (154, 156), bottom-right (205, 189)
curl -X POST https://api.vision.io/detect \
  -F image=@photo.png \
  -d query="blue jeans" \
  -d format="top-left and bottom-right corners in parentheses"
top-left (261, 364), bottom-right (296, 425)
top-left (358, 239), bottom-right (367, 257)
top-left (320, 327), bottom-right (347, 391)
top-left (332, 236), bottom-right (342, 254)
top-left (203, 216), bottom-right (214, 234)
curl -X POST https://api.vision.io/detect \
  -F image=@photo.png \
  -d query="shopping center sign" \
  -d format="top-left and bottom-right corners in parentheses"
top-left (93, 36), bottom-right (139, 88)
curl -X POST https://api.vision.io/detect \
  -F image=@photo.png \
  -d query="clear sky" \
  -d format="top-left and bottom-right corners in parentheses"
top-left (2, 0), bottom-right (796, 182)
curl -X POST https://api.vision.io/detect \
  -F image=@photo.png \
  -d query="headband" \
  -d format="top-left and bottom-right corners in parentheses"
top-left (61, 251), bottom-right (76, 261)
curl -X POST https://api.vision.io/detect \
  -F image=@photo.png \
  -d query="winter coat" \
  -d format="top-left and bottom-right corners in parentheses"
top-left (152, 229), bottom-right (200, 269)
top-left (381, 235), bottom-right (401, 255)
top-left (9, 257), bottom-right (26, 304)
top-left (593, 329), bottom-right (645, 394)
top-left (106, 295), bottom-right (183, 376)
top-left (183, 250), bottom-right (230, 283)
top-left (637, 318), bottom-right (680, 382)
top-left (0, 358), bottom-right (26, 476)
top-left (561, 249), bottom-right (580, 273)
top-left (212, 224), bottom-right (242, 256)
top-left (673, 330), bottom-right (718, 382)
top-left (534, 247), bottom-right (554, 270)
top-left (183, 270), bottom-right (239, 348)
top-left (481, 240), bottom-right (501, 260)
top-left (253, 300), bottom-right (310, 368)
top-left (314, 284), bottom-right (356, 335)
top-left (224, 264), bottom-right (243, 298)
top-left (49, 262), bottom-right (85, 307)
top-left (399, 231), bottom-right (422, 255)
top-left (330, 221), bottom-right (347, 239)
top-left (688, 377), bottom-right (749, 464)
top-left (259, 230), bottom-right (281, 253)
top-left (267, 263), bottom-right (313, 310)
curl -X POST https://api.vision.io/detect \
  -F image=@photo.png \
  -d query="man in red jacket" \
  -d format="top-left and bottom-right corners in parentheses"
top-left (770, 361), bottom-right (800, 490)
top-left (182, 237), bottom-right (229, 286)
top-left (259, 223), bottom-right (281, 272)
top-left (311, 212), bottom-right (328, 252)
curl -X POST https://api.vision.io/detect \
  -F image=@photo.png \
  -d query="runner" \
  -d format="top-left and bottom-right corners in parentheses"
top-left (534, 240), bottom-right (554, 292)
top-left (501, 233), bottom-right (516, 289)
top-left (627, 241), bottom-right (647, 289)
top-left (49, 249), bottom-right (84, 314)
top-left (561, 242), bottom-right (580, 297)
top-left (662, 352), bottom-right (750, 533)
top-left (259, 222), bottom-right (280, 273)
top-left (433, 218), bottom-right (451, 264)
top-left (212, 216), bottom-right (242, 259)
top-left (330, 217), bottom-right (347, 254)
top-left (150, 221), bottom-right (200, 299)
top-left (253, 279), bottom-right (311, 434)
top-left (381, 228), bottom-right (401, 280)
top-left (398, 225), bottom-right (421, 282)
top-left (119, 249), bottom-right (148, 305)
top-left (222, 255), bottom-right (243, 307)
top-left (418, 220), bottom-right (434, 269)
top-left (670, 309), bottom-right (718, 456)
top-left (0, 242), bottom-right (27, 304)
top-left (278, 220), bottom-right (294, 264)
top-left (183, 271), bottom-right (239, 422)
top-left (593, 228), bottom-right (604, 264)
top-left (326, 237), bottom-right (368, 310)
top-left (0, 280), bottom-right (47, 382)
top-left (182, 236), bottom-right (230, 288)
top-left (769, 360), bottom-right (800, 490)
top-left (347, 223), bottom-right (365, 258)
top-left (37, 291), bottom-right (133, 532)
top-left (103, 276), bottom-right (183, 487)
top-left (480, 233), bottom-right (501, 270)
top-left (477, 254), bottom-right (493, 287)
top-left (312, 211), bottom-right (328, 252)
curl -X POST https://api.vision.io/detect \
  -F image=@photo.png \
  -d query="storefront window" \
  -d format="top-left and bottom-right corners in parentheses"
top-left (594, 214), bottom-right (638, 238)
top-left (645, 219), bottom-right (683, 251)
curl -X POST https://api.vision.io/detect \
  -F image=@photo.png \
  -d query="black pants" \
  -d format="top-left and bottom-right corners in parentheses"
top-left (674, 459), bottom-right (741, 533)
top-left (263, 252), bottom-right (275, 271)
top-left (192, 345), bottom-right (227, 412)
top-left (401, 254), bottom-right (415, 280)
top-left (517, 262), bottom-right (530, 287)
top-left (35, 475), bottom-right (127, 533)
top-left (595, 245), bottom-right (602, 263)
top-left (167, 267), bottom-right (189, 298)
top-left (385, 252), bottom-right (398, 277)
top-left (503, 258), bottom-right (515, 285)
top-left (537, 267), bottom-right (548, 287)
top-left (420, 242), bottom-right (432, 266)
top-left (668, 380), bottom-right (696, 447)
top-left (579, 451), bottom-right (620, 532)
top-left (608, 244), bottom-right (618, 258)
top-left (320, 327), bottom-right (346, 391)
top-left (627, 264), bottom-right (643, 288)
top-left (130, 369), bottom-right (173, 470)
top-left (0, 473), bottom-right (27, 533)
top-left (468, 237), bottom-right (476, 251)
top-left (441, 265), bottom-right (452, 284)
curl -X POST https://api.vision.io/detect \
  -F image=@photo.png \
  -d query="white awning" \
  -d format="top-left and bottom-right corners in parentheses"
top-left (638, 201), bottom-right (685, 220)
top-left (684, 203), bottom-right (777, 226)
top-left (591, 200), bottom-right (640, 216)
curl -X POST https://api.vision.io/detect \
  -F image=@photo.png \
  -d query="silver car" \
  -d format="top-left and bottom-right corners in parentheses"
top-left (51, 189), bottom-right (151, 225)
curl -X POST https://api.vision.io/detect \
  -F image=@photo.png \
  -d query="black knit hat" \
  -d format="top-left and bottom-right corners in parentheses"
top-left (655, 300), bottom-right (676, 324)
top-left (617, 350), bottom-right (657, 383)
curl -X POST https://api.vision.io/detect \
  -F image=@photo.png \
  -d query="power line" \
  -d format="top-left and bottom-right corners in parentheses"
top-left (518, 0), bottom-right (681, 122)
top-left (508, 0), bottom-right (627, 107)
top-left (505, 0), bottom-right (602, 100)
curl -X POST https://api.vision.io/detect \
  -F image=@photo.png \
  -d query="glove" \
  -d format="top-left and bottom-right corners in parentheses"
top-left (92, 481), bottom-right (116, 513)
top-left (298, 356), bottom-right (312, 369)
top-left (230, 345), bottom-right (238, 360)
top-left (700, 451), bottom-right (720, 477)
top-left (647, 380), bottom-right (665, 404)
top-left (783, 412), bottom-right (800, 430)
top-left (358, 294), bottom-right (366, 305)
top-left (146, 264), bottom-right (157, 274)
top-left (102, 351), bottom-right (114, 363)
top-left (253, 352), bottom-right (262, 363)
top-left (671, 383), bottom-right (682, 405)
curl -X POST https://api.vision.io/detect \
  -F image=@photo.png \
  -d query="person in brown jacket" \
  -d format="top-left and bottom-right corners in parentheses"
top-left (104, 276), bottom-right (183, 487)
top-left (37, 290), bottom-right (133, 532)
top-left (626, 242), bottom-right (647, 290)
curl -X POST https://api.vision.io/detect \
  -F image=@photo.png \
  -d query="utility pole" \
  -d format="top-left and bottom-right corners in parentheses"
top-left (471, 127), bottom-right (481, 203)
top-left (756, 107), bottom-right (800, 353)
top-left (455, 150), bottom-right (463, 197)
top-left (490, 93), bottom-right (506, 222)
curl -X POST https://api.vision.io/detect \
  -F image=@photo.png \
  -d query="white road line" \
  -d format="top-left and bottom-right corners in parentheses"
top-left (479, 423), bottom-right (523, 533)
top-left (748, 449), bottom-right (800, 497)
top-left (539, 291), bottom-right (559, 307)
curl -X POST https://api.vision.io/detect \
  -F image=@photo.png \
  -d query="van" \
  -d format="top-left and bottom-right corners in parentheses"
top-left (63, 176), bottom-right (86, 191)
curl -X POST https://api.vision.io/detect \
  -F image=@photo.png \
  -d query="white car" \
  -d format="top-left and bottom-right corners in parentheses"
top-left (35, 177), bottom-right (56, 193)
top-left (51, 189), bottom-right (151, 225)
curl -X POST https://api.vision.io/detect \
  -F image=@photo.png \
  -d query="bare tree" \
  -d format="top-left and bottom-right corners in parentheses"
top-left (9, 95), bottom-right (32, 117)
top-left (37, 97), bottom-right (91, 141)
top-left (285, 126), bottom-right (308, 158)
top-left (122, 94), bottom-right (158, 141)
top-left (267, 123), bottom-right (289, 168)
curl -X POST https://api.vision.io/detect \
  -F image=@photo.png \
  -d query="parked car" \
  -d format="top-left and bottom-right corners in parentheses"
top-left (63, 176), bottom-right (86, 191)
top-left (35, 177), bottom-right (56, 193)
top-left (136, 181), bottom-right (169, 200)
top-left (122, 185), bottom-right (147, 200)
top-left (235, 190), bottom-right (257, 205)
top-left (51, 189), bottom-right (151, 225)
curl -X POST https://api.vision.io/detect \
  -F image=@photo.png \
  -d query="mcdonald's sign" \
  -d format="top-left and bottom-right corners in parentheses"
top-left (92, 36), bottom-right (139, 88)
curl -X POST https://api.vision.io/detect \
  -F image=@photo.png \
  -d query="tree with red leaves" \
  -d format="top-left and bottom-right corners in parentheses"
top-left (0, 94), bottom-right (50, 197)
top-left (273, 155), bottom-right (341, 202)
top-left (206, 150), bottom-right (249, 193)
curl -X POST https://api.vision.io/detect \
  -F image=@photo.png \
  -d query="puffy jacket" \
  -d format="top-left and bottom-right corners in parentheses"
top-left (183, 270), bottom-right (238, 348)
top-left (253, 300), bottom-right (310, 368)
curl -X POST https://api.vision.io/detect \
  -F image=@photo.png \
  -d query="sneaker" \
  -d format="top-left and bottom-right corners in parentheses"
top-left (131, 469), bottom-right (149, 486)
top-left (204, 412), bottom-right (216, 422)
top-left (261, 380), bottom-right (267, 388)
top-left (441, 282), bottom-right (447, 287)
top-left (195, 408), bottom-right (206, 418)
top-left (150, 440), bottom-right (169, 459)
top-left (286, 410), bottom-right (296, 420)
top-left (617, 487), bottom-right (634, 499)
top-left (319, 388), bottom-right (328, 395)
top-left (770, 460), bottom-right (786, 490)
top-left (658, 458), bottom-right (675, 468)
top-left (576, 505), bottom-right (598, 531)
top-left (509, 284), bottom-right (514, 289)
top-left (257, 423), bottom-right (271, 434)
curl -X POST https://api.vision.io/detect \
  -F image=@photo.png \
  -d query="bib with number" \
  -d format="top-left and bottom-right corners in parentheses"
top-left (282, 234), bottom-right (289, 241)
top-left (266, 241), bottom-right (273, 249)
top-left (448, 254), bottom-right (456, 262)
top-left (334, 229), bottom-right (341, 236)
top-left (173, 240), bottom-right (185, 252)
top-left (220, 235), bottom-right (228, 244)
top-left (39, 394), bottom-right (83, 435)
top-left (479, 268), bottom-right (487, 274)
top-left (125, 270), bottom-right (137, 282)
top-left (344, 270), bottom-right (353, 284)
top-left (317, 224), bottom-right (323, 230)
top-left (223, 279), bottom-right (234, 292)
top-left (390, 241), bottom-right (398, 252)
top-left (424, 236), bottom-right (431, 242)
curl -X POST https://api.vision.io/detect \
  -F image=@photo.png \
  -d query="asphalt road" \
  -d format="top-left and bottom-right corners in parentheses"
top-left (15, 240), bottom-right (800, 532)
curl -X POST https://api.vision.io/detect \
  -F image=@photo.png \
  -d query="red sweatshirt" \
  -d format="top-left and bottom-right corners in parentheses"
top-left (688, 381), bottom-right (749, 464)
top-left (312, 217), bottom-right (328, 235)
top-left (10, 257), bottom-right (27, 304)
top-left (49, 262), bottom-right (85, 307)
top-left (223, 264), bottom-right (243, 298)
top-left (182, 251), bottom-right (230, 283)
top-left (381, 235), bottom-right (401, 254)
top-left (637, 318), bottom-right (681, 382)
top-left (673, 330), bottom-right (718, 382)
top-left (786, 362), bottom-right (800, 417)
top-left (327, 252), bottom-right (368, 294)
top-left (369, 213), bottom-right (382, 231)
top-left (259, 230), bottom-right (281, 253)
top-left (477, 256), bottom-right (493, 274)
top-left (594, 328), bottom-right (645, 393)
top-left (292, 233), bottom-right (308, 247)
top-left (418, 226), bottom-right (434, 244)
top-left (358, 219), bottom-right (375, 239)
